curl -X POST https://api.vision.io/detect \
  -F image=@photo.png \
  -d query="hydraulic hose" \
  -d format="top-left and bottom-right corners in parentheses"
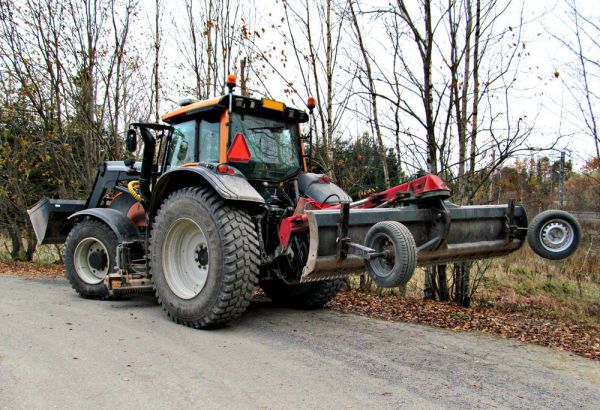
top-left (128, 180), bottom-right (143, 202)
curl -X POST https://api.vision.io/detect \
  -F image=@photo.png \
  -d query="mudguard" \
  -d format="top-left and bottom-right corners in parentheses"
top-left (150, 166), bottom-right (265, 213)
top-left (298, 172), bottom-right (352, 204)
top-left (69, 208), bottom-right (141, 242)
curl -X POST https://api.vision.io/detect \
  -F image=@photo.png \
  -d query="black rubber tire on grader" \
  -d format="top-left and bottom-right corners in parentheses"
top-left (364, 221), bottom-right (417, 288)
top-left (527, 209), bottom-right (582, 260)
top-left (150, 187), bottom-right (260, 329)
top-left (64, 219), bottom-right (118, 299)
top-left (260, 279), bottom-right (345, 309)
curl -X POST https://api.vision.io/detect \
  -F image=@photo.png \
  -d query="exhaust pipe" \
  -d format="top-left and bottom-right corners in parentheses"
top-left (137, 126), bottom-right (156, 203)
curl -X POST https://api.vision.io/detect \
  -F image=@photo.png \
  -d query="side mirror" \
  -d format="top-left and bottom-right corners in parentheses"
top-left (126, 129), bottom-right (137, 153)
top-left (177, 141), bottom-right (188, 161)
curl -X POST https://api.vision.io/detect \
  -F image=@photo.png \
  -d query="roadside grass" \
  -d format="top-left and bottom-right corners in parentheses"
top-left (348, 262), bottom-right (600, 328)
top-left (0, 238), bottom-right (63, 278)
top-left (478, 229), bottom-right (600, 326)
top-left (345, 222), bottom-right (600, 327)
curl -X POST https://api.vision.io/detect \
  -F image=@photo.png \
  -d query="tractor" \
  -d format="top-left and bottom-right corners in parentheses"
top-left (28, 74), bottom-right (582, 328)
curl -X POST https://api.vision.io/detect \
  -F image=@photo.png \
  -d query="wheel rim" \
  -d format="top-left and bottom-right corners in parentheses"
top-left (162, 217), bottom-right (210, 299)
top-left (74, 237), bottom-right (110, 284)
top-left (369, 233), bottom-right (396, 278)
top-left (539, 218), bottom-right (575, 253)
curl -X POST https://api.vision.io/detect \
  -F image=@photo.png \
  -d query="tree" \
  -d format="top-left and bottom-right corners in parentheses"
top-left (246, 0), bottom-right (355, 174)
top-left (378, 0), bottom-right (543, 305)
top-left (0, 0), bottom-right (144, 260)
top-left (151, 0), bottom-right (164, 123)
top-left (347, 0), bottom-right (391, 188)
top-left (328, 133), bottom-right (402, 197)
top-left (175, 0), bottom-right (254, 99)
top-left (551, 1), bottom-right (600, 162)
top-left (106, 0), bottom-right (137, 157)
top-left (565, 157), bottom-right (600, 212)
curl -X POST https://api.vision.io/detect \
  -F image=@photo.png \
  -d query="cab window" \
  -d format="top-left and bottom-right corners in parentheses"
top-left (167, 120), bottom-right (196, 169)
top-left (199, 119), bottom-right (220, 163)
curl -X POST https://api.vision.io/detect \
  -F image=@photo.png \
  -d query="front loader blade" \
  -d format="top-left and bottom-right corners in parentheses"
top-left (27, 197), bottom-right (86, 245)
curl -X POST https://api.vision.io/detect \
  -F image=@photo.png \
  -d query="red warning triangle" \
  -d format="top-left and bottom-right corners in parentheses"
top-left (227, 132), bottom-right (252, 163)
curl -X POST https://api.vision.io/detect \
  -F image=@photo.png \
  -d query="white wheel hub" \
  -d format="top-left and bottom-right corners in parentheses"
top-left (162, 217), bottom-right (210, 299)
top-left (539, 219), bottom-right (574, 253)
top-left (74, 237), bottom-right (110, 284)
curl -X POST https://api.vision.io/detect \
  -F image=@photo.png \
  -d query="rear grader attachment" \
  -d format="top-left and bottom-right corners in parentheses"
top-left (28, 75), bottom-right (581, 328)
top-left (276, 173), bottom-right (578, 289)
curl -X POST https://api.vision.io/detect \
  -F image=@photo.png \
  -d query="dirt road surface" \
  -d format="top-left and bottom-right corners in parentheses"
top-left (1, 275), bottom-right (599, 409)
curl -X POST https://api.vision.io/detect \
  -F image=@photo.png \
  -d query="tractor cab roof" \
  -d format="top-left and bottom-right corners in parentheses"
top-left (162, 95), bottom-right (309, 124)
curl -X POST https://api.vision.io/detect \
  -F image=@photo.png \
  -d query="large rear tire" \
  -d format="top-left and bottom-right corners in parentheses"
top-left (150, 187), bottom-right (259, 328)
top-left (527, 210), bottom-right (581, 260)
top-left (64, 219), bottom-right (117, 299)
top-left (260, 278), bottom-right (344, 309)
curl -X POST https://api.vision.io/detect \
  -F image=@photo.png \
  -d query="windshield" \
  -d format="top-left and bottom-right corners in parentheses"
top-left (230, 113), bottom-right (302, 181)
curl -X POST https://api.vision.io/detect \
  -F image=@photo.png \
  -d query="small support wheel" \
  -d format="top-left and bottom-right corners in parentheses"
top-left (527, 210), bottom-right (581, 260)
top-left (364, 221), bottom-right (417, 288)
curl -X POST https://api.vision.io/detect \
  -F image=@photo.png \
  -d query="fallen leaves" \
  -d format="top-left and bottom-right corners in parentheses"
top-left (0, 261), bottom-right (63, 279)
top-left (328, 289), bottom-right (600, 361)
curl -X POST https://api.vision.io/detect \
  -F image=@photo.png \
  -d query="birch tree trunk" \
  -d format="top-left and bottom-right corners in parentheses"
top-left (348, 0), bottom-right (390, 188)
top-left (153, 0), bottom-right (161, 123)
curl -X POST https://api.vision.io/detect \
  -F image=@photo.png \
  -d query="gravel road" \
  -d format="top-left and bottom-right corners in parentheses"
top-left (1, 275), bottom-right (599, 409)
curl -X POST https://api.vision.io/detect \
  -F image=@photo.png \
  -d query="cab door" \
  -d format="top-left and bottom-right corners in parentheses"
top-left (166, 120), bottom-right (197, 170)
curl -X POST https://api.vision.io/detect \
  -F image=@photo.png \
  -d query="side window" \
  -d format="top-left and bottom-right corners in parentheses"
top-left (199, 120), bottom-right (220, 163)
top-left (167, 120), bottom-right (196, 169)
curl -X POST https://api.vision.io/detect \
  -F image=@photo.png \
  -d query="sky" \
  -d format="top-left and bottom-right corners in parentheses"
top-left (506, 0), bottom-right (599, 167)
top-left (153, 0), bottom-right (600, 170)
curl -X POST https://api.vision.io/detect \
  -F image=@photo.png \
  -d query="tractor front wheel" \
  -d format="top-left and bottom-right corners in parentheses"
top-left (64, 219), bottom-right (117, 299)
top-left (150, 187), bottom-right (259, 328)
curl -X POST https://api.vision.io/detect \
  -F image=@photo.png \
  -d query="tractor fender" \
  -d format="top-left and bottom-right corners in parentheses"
top-left (69, 208), bottom-right (141, 242)
top-left (298, 172), bottom-right (352, 204)
top-left (150, 167), bottom-right (264, 214)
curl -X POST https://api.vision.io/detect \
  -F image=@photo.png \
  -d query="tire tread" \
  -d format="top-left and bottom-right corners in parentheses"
top-left (150, 187), bottom-right (259, 328)
top-left (527, 210), bottom-right (581, 260)
top-left (260, 278), bottom-right (344, 309)
top-left (365, 221), bottom-right (417, 288)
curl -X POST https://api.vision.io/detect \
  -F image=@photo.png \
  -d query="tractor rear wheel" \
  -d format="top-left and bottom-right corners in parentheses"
top-left (64, 219), bottom-right (117, 299)
top-left (260, 278), bottom-right (344, 309)
top-left (150, 187), bottom-right (259, 328)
